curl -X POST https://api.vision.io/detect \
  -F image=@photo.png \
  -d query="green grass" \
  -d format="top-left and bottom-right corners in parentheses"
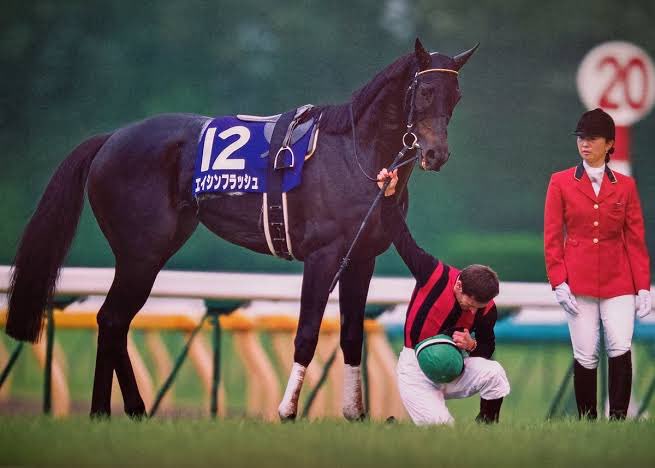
top-left (1, 416), bottom-right (654, 467)
top-left (3, 331), bottom-right (655, 467)
top-left (2, 331), bottom-right (655, 421)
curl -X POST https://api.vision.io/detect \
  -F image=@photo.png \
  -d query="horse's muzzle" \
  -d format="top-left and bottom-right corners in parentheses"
top-left (420, 149), bottom-right (450, 172)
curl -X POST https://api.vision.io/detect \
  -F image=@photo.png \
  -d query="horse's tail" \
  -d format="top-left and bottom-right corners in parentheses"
top-left (6, 133), bottom-right (112, 342)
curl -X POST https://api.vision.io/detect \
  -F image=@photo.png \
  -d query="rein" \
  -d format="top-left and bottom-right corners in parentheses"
top-left (350, 67), bottom-right (458, 181)
top-left (331, 66), bottom-right (458, 293)
top-left (328, 140), bottom-right (420, 293)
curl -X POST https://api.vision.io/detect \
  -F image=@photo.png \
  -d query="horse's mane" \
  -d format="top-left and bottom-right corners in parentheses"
top-left (309, 52), bottom-right (416, 134)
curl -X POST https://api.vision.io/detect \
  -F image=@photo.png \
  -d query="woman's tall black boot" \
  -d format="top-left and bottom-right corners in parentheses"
top-left (608, 351), bottom-right (632, 420)
top-left (574, 360), bottom-right (597, 420)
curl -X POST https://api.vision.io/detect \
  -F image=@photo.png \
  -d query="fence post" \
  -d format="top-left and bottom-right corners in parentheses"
top-left (210, 311), bottom-right (221, 419)
top-left (546, 360), bottom-right (574, 419)
top-left (361, 329), bottom-right (369, 417)
top-left (301, 345), bottom-right (338, 418)
top-left (43, 306), bottom-right (54, 415)
top-left (0, 342), bottom-right (24, 389)
top-left (637, 344), bottom-right (655, 418)
top-left (361, 308), bottom-right (386, 418)
top-left (150, 313), bottom-right (208, 417)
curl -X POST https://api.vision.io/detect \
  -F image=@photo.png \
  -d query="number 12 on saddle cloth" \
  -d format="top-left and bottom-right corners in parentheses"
top-left (193, 112), bottom-right (318, 196)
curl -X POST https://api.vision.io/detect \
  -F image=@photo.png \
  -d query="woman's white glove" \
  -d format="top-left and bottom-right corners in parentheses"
top-left (636, 290), bottom-right (652, 319)
top-left (555, 282), bottom-right (580, 316)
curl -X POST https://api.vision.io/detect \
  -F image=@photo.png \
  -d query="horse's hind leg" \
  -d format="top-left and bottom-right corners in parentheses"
top-left (338, 257), bottom-right (375, 420)
top-left (87, 126), bottom-right (199, 418)
top-left (91, 261), bottom-right (160, 417)
top-left (90, 210), bottom-right (198, 418)
top-left (91, 218), bottom-right (198, 419)
top-left (96, 208), bottom-right (198, 418)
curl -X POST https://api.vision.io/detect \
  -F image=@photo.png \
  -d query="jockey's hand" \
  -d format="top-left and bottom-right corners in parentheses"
top-left (453, 329), bottom-right (476, 352)
top-left (376, 168), bottom-right (398, 197)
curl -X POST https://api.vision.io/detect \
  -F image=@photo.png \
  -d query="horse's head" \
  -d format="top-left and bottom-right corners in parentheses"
top-left (408, 39), bottom-right (478, 172)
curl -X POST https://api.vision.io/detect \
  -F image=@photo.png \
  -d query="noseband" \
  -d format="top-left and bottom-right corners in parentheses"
top-left (405, 68), bottom-right (459, 135)
top-left (350, 66), bottom-right (459, 181)
top-left (333, 68), bottom-right (459, 292)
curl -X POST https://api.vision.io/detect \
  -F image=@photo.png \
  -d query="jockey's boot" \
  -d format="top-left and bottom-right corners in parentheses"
top-left (475, 397), bottom-right (503, 424)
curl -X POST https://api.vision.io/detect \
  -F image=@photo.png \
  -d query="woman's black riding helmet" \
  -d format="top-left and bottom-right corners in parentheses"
top-left (573, 108), bottom-right (615, 140)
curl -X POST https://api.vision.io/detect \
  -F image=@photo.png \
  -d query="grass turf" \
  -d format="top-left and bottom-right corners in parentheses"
top-left (3, 330), bottom-right (655, 467)
top-left (1, 416), bottom-right (654, 467)
top-left (2, 330), bottom-right (655, 421)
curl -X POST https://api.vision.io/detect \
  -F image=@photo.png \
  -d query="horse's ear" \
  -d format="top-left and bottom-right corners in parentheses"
top-left (414, 38), bottom-right (431, 70)
top-left (453, 43), bottom-right (480, 70)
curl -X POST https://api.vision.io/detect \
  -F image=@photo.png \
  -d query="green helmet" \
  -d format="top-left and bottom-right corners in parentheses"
top-left (415, 334), bottom-right (464, 384)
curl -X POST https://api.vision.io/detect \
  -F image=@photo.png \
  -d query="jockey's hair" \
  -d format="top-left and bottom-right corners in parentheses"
top-left (460, 264), bottom-right (499, 304)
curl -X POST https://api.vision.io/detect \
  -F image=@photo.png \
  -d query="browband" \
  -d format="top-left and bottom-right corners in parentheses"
top-left (415, 68), bottom-right (459, 77)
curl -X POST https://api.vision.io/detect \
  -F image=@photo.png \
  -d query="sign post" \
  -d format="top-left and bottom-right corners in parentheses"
top-left (577, 41), bottom-right (655, 176)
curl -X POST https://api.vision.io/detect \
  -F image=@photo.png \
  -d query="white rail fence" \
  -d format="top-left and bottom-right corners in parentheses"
top-left (1, 266), bottom-right (653, 420)
top-left (0, 266), bottom-right (558, 306)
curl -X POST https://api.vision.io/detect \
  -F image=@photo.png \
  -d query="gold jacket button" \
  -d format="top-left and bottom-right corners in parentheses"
top-left (593, 204), bottom-right (599, 209)
top-left (593, 238), bottom-right (599, 244)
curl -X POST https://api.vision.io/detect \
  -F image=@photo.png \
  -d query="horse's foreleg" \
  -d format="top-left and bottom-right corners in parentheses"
top-left (338, 257), bottom-right (375, 420)
top-left (278, 361), bottom-right (306, 421)
top-left (278, 246), bottom-right (341, 421)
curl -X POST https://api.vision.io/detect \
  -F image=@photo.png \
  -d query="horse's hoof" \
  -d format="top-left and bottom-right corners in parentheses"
top-left (279, 413), bottom-right (297, 423)
top-left (344, 412), bottom-right (367, 422)
top-left (127, 410), bottom-right (148, 421)
top-left (89, 411), bottom-right (110, 421)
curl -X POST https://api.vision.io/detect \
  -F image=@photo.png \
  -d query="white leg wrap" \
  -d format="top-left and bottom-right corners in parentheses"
top-left (278, 362), bottom-right (306, 420)
top-left (342, 364), bottom-right (365, 420)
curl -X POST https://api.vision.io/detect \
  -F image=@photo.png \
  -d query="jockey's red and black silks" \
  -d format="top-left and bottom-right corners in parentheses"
top-left (403, 259), bottom-right (496, 354)
top-left (380, 196), bottom-right (497, 357)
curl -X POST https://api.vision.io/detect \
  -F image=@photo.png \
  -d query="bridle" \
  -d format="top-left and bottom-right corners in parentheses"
top-left (351, 67), bottom-right (459, 181)
top-left (405, 68), bottom-right (459, 132)
top-left (329, 66), bottom-right (460, 293)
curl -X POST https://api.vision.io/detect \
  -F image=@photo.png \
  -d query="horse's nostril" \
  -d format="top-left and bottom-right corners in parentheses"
top-left (425, 149), bottom-right (435, 161)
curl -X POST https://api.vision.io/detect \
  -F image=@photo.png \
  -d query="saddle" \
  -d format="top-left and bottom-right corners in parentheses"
top-left (237, 104), bottom-right (319, 162)
top-left (254, 105), bottom-right (315, 261)
top-left (193, 104), bottom-right (320, 261)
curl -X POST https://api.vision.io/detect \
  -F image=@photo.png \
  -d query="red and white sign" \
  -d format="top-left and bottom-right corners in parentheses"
top-left (577, 42), bottom-right (654, 173)
top-left (577, 41), bottom-right (655, 126)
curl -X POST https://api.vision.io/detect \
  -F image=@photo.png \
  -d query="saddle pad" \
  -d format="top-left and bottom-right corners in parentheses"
top-left (193, 116), bottom-right (313, 195)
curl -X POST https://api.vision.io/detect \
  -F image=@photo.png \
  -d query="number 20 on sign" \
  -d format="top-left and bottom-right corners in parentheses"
top-left (577, 41), bottom-right (655, 126)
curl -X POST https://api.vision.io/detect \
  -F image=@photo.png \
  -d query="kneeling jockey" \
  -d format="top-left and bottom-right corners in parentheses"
top-left (378, 168), bottom-right (510, 425)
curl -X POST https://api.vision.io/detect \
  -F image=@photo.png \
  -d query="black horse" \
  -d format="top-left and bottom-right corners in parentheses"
top-left (6, 39), bottom-right (476, 419)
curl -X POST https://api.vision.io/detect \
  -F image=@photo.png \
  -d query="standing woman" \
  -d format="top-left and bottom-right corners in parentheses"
top-left (544, 108), bottom-right (652, 420)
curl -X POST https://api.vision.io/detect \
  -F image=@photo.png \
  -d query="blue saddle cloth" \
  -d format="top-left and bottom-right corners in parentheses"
top-left (193, 115), bottom-right (314, 195)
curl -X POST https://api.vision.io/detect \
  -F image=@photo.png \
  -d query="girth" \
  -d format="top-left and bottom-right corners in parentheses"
top-left (262, 109), bottom-right (299, 260)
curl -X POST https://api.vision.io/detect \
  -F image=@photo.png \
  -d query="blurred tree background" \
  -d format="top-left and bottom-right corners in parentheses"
top-left (1, 0), bottom-right (654, 282)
